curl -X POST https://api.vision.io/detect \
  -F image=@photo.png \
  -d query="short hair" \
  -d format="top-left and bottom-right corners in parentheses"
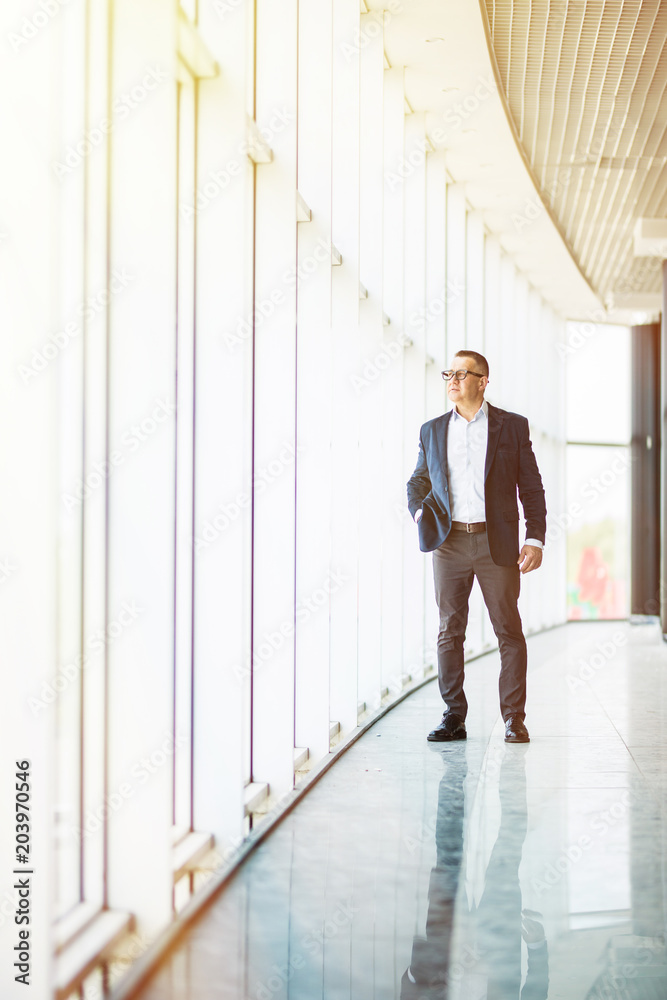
top-left (453, 349), bottom-right (489, 377)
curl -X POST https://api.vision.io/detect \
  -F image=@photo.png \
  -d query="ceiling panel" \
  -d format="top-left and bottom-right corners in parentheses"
top-left (480, 0), bottom-right (667, 310)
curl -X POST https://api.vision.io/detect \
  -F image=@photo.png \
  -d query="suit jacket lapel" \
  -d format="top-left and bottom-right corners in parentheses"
top-left (433, 411), bottom-right (452, 490)
top-left (484, 402), bottom-right (503, 481)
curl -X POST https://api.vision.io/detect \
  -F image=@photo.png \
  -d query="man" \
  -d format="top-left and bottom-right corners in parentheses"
top-left (406, 350), bottom-right (546, 744)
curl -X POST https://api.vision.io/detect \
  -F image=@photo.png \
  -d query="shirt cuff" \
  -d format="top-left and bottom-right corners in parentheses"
top-left (525, 538), bottom-right (543, 549)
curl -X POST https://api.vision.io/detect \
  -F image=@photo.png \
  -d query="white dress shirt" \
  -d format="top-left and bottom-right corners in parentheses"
top-left (448, 399), bottom-right (489, 524)
top-left (417, 399), bottom-right (543, 549)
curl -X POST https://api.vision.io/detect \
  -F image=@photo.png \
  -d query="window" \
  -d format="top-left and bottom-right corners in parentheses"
top-left (565, 324), bottom-right (631, 619)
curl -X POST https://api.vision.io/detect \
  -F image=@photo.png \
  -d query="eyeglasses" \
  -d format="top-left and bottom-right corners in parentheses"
top-left (441, 369), bottom-right (486, 382)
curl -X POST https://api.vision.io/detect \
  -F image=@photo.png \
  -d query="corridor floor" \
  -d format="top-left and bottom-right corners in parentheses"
top-left (132, 621), bottom-right (667, 1000)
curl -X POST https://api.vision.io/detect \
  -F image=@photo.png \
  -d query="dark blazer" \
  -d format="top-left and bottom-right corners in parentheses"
top-left (406, 402), bottom-right (546, 565)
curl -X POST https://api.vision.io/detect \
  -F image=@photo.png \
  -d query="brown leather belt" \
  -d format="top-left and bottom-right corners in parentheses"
top-left (451, 520), bottom-right (486, 533)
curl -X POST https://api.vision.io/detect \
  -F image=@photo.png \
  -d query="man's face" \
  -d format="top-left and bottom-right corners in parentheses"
top-left (446, 355), bottom-right (488, 407)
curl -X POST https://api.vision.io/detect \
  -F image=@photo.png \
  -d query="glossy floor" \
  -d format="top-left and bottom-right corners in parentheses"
top-left (134, 622), bottom-right (667, 999)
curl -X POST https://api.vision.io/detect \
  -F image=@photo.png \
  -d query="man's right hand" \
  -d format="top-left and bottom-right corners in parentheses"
top-left (414, 509), bottom-right (422, 523)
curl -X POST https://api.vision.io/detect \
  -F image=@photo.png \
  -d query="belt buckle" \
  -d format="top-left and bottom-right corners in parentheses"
top-left (466, 523), bottom-right (473, 533)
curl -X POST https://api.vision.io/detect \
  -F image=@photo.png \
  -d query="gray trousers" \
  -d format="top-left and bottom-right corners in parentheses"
top-left (432, 529), bottom-right (527, 721)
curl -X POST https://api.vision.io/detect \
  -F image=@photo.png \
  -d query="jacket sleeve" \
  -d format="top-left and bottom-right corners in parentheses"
top-left (517, 417), bottom-right (546, 544)
top-left (406, 428), bottom-right (432, 518)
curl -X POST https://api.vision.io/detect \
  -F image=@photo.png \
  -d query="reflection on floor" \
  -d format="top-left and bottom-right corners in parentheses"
top-left (134, 622), bottom-right (667, 1000)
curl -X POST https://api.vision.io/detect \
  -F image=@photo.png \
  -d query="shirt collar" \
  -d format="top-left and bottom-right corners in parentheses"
top-left (451, 398), bottom-right (488, 422)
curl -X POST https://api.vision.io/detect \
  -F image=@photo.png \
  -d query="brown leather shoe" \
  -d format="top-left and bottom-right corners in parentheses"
top-left (504, 716), bottom-right (530, 743)
top-left (427, 712), bottom-right (467, 742)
